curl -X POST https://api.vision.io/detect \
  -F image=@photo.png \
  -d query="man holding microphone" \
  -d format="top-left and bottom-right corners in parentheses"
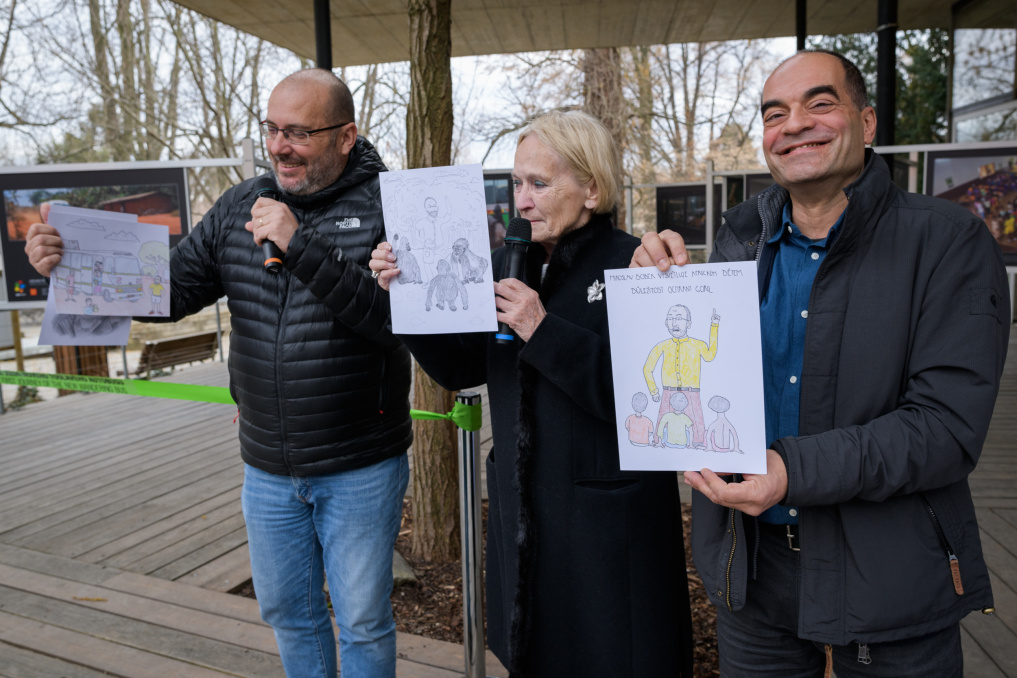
top-left (25, 68), bottom-right (411, 678)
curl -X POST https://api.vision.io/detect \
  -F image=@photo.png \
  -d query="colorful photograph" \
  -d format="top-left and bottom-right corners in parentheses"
top-left (927, 148), bottom-right (1017, 264)
top-left (4, 183), bottom-right (182, 242)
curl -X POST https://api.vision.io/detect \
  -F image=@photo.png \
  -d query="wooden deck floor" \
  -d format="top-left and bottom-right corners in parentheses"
top-left (1, 330), bottom-right (1016, 676)
top-left (960, 332), bottom-right (1017, 677)
top-left (0, 362), bottom-right (505, 677)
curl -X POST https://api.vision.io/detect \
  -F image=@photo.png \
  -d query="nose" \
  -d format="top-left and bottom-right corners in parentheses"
top-left (266, 133), bottom-right (293, 157)
top-left (783, 104), bottom-right (814, 135)
top-left (515, 185), bottom-right (534, 211)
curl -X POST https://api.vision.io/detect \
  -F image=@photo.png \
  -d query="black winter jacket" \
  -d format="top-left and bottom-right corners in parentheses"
top-left (399, 215), bottom-right (694, 678)
top-left (695, 151), bottom-right (1010, 644)
top-left (167, 137), bottom-right (412, 476)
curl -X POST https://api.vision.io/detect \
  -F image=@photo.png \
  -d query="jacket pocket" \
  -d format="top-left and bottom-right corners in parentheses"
top-left (841, 496), bottom-right (960, 633)
top-left (921, 492), bottom-right (964, 596)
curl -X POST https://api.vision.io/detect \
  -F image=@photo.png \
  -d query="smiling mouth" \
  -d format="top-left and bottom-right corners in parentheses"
top-left (781, 142), bottom-right (828, 155)
top-left (273, 156), bottom-right (305, 170)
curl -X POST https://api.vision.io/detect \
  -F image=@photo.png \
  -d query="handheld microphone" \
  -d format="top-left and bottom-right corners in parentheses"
top-left (495, 217), bottom-right (532, 345)
top-left (254, 176), bottom-right (284, 274)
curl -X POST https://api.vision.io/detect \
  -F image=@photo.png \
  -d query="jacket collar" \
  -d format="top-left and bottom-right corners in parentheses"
top-left (536, 211), bottom-right (615, 297)
top-left (739, 149), bottom-right (893, 252)
top-left (266, 136), bottom-right (387, 211)
top-left (548, 211), bottom-right (614, 269)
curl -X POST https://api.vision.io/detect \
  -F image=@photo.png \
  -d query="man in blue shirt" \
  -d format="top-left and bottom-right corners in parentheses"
top-left (633, 50), bottom-right (1009, 677)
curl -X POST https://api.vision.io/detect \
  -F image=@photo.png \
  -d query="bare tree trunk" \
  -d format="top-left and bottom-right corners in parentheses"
top-left (582, 47), bottom-right (626, 227)
top-left (406, 0), bottom-right (459, 563)
top-left (88, 0), bottom-right (117, 158)
top-left (630, 46), bottom-right (656, 185)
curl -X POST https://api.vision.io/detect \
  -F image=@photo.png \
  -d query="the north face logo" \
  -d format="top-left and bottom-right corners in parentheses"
top-left (336, 218), bottom-right (361, 229)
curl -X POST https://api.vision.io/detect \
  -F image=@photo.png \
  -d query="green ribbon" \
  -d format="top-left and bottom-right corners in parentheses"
top-left (411, 401), bottom-right (482, 432)
top-left (0, 370), bottom-right (236, 404)
top-left (1, 370), bottom-right (482, 431)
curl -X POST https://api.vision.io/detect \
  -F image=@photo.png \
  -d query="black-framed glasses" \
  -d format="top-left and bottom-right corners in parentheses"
top-left (259, 121), bottom-right (351, 145)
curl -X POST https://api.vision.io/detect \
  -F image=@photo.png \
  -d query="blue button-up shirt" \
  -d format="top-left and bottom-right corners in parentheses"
top-left (757, 203), bottom-right (844, 524)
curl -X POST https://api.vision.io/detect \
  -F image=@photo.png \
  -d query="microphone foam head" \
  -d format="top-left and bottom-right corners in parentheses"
top-left (254, 174), bottom-right (279, 197)
top-left (506, 217), bottom-right (531, 242)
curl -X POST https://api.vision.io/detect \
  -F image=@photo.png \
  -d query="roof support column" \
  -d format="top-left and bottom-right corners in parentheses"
top-left (876, 0), bottom-right (897, 147)
top-left (314, 0), bottom-right (332, 70)
top-left (796, 0), bottom-right (807, 51)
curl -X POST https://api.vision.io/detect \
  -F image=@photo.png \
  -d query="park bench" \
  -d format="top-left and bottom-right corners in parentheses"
top-left (136, 330), bottom-right (219, 379)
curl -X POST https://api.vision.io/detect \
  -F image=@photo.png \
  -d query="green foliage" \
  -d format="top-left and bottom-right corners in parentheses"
top-left (808, 30), bottom-right (949, 144)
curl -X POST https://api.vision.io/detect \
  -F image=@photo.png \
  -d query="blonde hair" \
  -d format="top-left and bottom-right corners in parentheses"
top-left (517, 110), bottom-right (621, 214)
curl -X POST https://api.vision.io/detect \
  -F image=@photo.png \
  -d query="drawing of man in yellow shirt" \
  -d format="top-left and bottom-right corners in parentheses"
top-left (643, 304), bottom-right (720, 447)
top-left (149, 276), bottom-right (165, 315)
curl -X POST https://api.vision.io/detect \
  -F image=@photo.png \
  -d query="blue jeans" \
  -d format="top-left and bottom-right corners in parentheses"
top-left (242, 455), bottom-right (409, 678)
top-left (716, 522), bottom-right (963, 677)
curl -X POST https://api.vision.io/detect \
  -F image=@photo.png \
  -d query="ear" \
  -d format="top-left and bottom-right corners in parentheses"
top-left (583, 178), bottom-right (599, 211)
top-left (861, 106), bottom-right (877, 146)
top-left (338, 122), bottom-right (358, 156)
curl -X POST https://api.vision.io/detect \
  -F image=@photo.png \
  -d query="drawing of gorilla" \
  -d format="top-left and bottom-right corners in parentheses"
top-left (450, 238), bottom-right (488, 283)
top-left (426, 259), bottom-right (469, 312)
top-left (392, 234), bottom-right (424, 284)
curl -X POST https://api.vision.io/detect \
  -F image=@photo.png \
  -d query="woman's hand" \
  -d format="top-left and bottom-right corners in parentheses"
top-left (369, 242), bottom-right (400, 291)
top-left (495, 278), bottom-right (546, 342)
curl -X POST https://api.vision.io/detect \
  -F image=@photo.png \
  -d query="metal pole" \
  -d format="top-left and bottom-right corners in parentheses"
top-left (456, 390), bottom-right (488, 678)
top-left (314, 0), bottom-right (333, 71)
top-left (876, 0), bottom-right (898, 148)
top-left (241, 138), bottom-right (257, 181)
top-left (121, 346), bottom-right (129, 378)
top-left (796, 0), bottom-right (807, 51)
top-left (705, 160), bottom-right (715, 258)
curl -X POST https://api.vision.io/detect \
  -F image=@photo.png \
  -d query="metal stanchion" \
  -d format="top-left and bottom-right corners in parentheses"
top-left (455, 390), bottom-right (489, 678)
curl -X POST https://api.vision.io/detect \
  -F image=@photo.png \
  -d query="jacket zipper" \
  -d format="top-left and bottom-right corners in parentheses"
top-left (276, 273), bottom-right (293, 474)
top-left (725, 507), bottom-right (737, 610)
top-left (377, 355), bottom-right (388, 414)
top-left (921, 495), bottom-right (964, 595)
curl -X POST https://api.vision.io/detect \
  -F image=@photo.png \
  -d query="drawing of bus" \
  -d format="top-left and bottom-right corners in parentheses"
top-left (54, 245), bottom-right (144, 303)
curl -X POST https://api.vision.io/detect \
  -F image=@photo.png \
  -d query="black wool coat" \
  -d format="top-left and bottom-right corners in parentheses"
top-left (402, 213), bottom-right (695, 678)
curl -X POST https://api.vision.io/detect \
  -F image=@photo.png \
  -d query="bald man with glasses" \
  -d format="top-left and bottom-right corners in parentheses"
top-left (26, 68), bottom-right (412, 678)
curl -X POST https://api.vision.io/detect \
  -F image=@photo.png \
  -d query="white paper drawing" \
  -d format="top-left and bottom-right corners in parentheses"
top-left (378, 164), bottom-right (497, 334)
top-left (48, 205), bottom-right (170, 317)
top-left (605, 262), bottom-right (766, 473)
top-left (38, 289), bottom-right (132, 347)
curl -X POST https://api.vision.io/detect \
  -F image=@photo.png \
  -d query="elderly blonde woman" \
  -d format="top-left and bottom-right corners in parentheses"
top-left (371, 110), bottom-right (694, 677)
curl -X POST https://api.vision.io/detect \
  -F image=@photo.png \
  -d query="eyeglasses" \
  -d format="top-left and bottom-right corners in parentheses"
top-left (259, 121), bottom-right (351, 145)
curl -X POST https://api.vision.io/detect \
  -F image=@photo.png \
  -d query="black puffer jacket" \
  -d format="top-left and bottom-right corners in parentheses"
top-left (167, 137), bottom-right (412, 476)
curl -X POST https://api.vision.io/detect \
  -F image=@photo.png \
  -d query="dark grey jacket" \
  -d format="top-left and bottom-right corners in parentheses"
top-left (695, 151), bottom-right (1010, 644)
top-left (166, 137), bottom-right (412, 476)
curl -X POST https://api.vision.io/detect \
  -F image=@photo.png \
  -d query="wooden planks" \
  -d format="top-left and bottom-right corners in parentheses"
top-left (0, 363), bottom-right (242, 586)
top-left (960, 332), bottom-right (1017, 677)
top-left (0, 361), bottom-right (512, 676)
